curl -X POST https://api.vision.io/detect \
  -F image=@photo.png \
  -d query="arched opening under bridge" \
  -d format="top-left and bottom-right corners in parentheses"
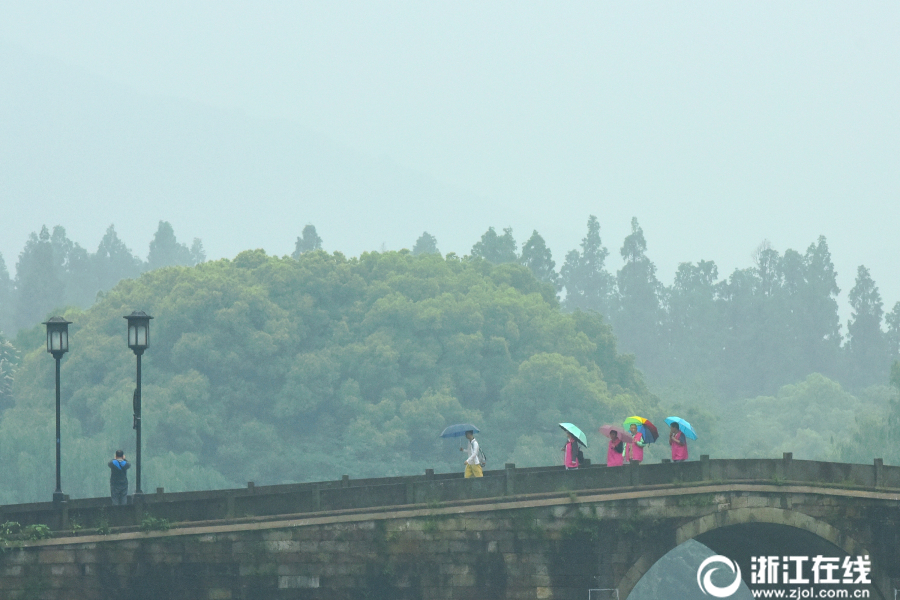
top-left (622, 507), bottom-right (885, 600)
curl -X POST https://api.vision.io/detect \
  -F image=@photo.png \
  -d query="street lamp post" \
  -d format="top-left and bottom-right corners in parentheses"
top-left (43, 316), bottom-right (71, 504)
top-left (124, 311), bottom-right (152, 498)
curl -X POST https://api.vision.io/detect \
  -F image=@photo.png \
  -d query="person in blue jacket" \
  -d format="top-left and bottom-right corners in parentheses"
top-left (108, 450), bottom-right (130, 505)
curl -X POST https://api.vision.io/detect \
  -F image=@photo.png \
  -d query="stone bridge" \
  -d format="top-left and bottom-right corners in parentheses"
top-left (1, 455), bottom-right (898, 599)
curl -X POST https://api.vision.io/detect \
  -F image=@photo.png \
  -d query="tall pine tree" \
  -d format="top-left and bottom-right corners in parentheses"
top-left (664, 260), bottom-right (723, 383)
top-left (519, 230), bottom-right (557, 286)
top-left (885, 302), bottom-right (900, 363)
top-left (846, 265), bottom-right (888, 388)
top-left (471, 227), bottom-right (517, 264)
top-left (147, 221), bottom-right (194, 270)
top-left (190, 239), bottom-right (207, 265)
top-left (0, 253), bottom-right (12, 334)
top-left (292, 224), bottom-right (323, 258)
top-left (14, 226), bottom-right (63, 331)
top-left (412, 232), bottom-right (439, 256)
top-left (560, 215), bottom-right (614, 315)
top-left (613, 218), bottom-right (663, 372)
top-left (795, 237), bottom-right (843, 378)
top-left (49, 226), bottom-right (96, 307)
top-left (94, 225), bottom-right (143, 291)
top-left (0, 332), bottom-right (18, 410)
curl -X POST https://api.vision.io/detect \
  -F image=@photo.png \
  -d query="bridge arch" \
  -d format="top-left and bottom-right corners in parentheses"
top-left (617, 506), bottom-right (885, 600)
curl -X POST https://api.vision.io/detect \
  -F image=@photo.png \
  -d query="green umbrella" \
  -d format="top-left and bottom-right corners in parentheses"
top-left (559, 423), bottom-right (587, 447)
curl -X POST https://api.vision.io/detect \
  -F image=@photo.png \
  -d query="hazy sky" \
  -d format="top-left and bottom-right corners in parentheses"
top-left (2, 2), bottom-right (898, 314)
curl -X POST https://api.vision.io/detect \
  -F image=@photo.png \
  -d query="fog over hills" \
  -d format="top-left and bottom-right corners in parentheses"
top-left (1, 44), bottom-right (490, 264)
top-left (2, 2), bottom-right (899, 316)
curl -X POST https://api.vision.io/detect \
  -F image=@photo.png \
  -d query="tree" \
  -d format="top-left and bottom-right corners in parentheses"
top-left (893, 360), bottom-right (900, 391)
top-left (559, 215), bottom-right (615, 315)
top-left (803, 237), bottom-right (842, 346)
top-left (412, 232), bottom-right (439, 256)
top-left (14, 226), bottom-right (63, 331)
top-left (47, 226), bottom-right (97, 308)
top-left (731, 374), bottom-right (871, 460)
top-left (470, 227), bottom-right (517, 264)
top-left (292, 225), bottom-right (323, 258)
top-left (519, 230), bottom-right (557, 287)
top-left (0, 333), bottom-right (17, 410)
top-left (793, 237), bottom-right (843, 379)
top-left (613, 218), bottom-right (663, 371)
top-left (93, 225), bottom-right (142, 291)
top-left (886, 302), bottom-right (900, 362)
top-left (839, 362), bottom-right (900, 465)
top-left (491, 352), bottom-right (638, 462)
top-left (717, 266), bottom-right (765, 398)
top-left (0, 253), bottom-right (12, 334)
top-left (146, 221), bottom-right (194, 271)
top-left (664, 260), bottom-right (723, 382)
top-left (846, 265), bottom-right (888, 387)
top-left (190, 239), bottom-right (207, 265)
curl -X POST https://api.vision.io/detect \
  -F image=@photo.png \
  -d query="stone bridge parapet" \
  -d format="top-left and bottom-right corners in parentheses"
top-left (1, 455), bottom-right (897, 535)
top-left (0, 457), bottom-right (898, 599)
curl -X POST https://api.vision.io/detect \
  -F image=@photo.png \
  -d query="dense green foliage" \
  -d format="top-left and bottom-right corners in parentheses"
top-left (838, 360), bottom-right (900, 465)
top-left (1, 250), bottom-right (656, 503)
top-left (724, 374), bottom-right (896, 462)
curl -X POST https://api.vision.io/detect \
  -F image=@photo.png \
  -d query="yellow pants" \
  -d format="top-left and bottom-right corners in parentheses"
top-left (464, 464), bottom-right (483, 478)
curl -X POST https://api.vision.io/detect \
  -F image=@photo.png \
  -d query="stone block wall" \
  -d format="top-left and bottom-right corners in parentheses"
top-left (0, 499), bottom-right (654, 600)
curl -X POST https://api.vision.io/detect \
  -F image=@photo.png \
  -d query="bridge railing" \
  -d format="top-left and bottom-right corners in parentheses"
top-left (0, 455), bottom-right (896, 533)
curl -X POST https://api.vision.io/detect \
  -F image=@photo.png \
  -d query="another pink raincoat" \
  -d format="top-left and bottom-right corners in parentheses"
top-left (626, 431), bottom-right (644, 463)
top-left (607, 438), bottom-right (624, 467)
top-left (564, 441), bottom-right (579, 469)
top-left (671, 431), bottom-right (688, 461)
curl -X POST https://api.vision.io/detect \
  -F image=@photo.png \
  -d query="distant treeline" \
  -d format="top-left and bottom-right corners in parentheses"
top-left (0, 222), bottom-right (205, 336)
top-left (2, 216), bottom-right (899, 401)
top-left (421, 217), bottom-right (900, 399)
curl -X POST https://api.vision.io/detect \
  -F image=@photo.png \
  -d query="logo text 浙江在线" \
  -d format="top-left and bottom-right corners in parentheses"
top-left (750, 556), bottom-right (871, 586)
top-left (696, 555), bottom-right (872, 598)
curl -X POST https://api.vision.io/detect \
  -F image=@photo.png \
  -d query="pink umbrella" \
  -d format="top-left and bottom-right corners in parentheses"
top-left (599, 424), bottom-right (633, 443)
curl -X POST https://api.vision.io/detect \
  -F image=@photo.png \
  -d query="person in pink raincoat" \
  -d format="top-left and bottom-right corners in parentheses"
top-left (563, 432), bottom-right (580, 470)
top-left (669, 422), bottom-right (688, 462)
top-left (606, 430), bottom-right (624, 467)
top-left (626, 423), bottom-right (646, 465)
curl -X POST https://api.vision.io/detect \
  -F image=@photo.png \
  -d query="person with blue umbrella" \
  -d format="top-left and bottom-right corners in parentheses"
top-left (440, 424), bottom-right (484, 477)
top-left (559, 423), bottom-right (587, 470)
top-left (665, 417), bottom-right (696, 462)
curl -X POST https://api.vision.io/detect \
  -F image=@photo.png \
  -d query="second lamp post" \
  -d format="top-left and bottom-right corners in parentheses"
top-left (124, 311), bottom-right (152, 499)
top-left (43, 316), bottom-right (71, 504)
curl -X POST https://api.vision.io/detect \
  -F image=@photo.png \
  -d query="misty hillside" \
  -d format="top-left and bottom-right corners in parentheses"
top-left (1, 250), bottom-right (655, 503)
top-left (0, 44), bottom-right (482, 263)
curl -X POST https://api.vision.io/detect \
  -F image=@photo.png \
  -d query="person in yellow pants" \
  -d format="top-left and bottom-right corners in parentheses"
top-left (463, 430), bottom-right (483, 477)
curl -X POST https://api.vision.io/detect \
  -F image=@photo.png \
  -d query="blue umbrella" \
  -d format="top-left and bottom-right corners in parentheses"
top-left (440, 423), bottom-right (480, 438)
top-left (664, 417), bottom-right (697, 440)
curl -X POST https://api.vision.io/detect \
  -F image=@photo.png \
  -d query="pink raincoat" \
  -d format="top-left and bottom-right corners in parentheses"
top-left (671, 431), bottom-right (688, 461)
top-left (626, 431), bottom-right (644, 463)
top-left (607, 438), bottom-right (624, 467)
top-left (564, 441), bottom-right (579, 469)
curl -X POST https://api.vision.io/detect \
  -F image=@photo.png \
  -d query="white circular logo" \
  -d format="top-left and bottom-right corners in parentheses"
top-left (696, 555), bottom-right (743, 598)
